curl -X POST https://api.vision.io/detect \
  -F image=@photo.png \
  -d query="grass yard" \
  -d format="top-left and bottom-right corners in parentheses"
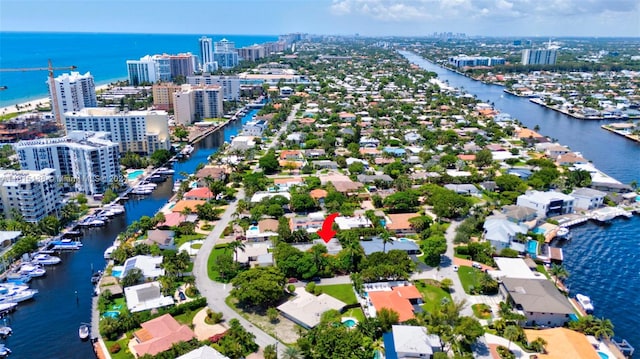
top-left (536, 264), bottom-right (551, 279)
top-left (415, 280), bottom-right (452, 313)
top-left (104, 337), bottom-right (134, 359)
top-left (317, 284), bottom-right (357, 305)
top-left (174, 305), bottom-right (204, 326)
top-left (207, 244), bottom-right (230, 281)
top-left (175, 234), bottom-right (205, 248)
top-left (343, 307), bottom-right (365, 322)
top-left (457, 266), bottom-right (483, 294)
top-left (472, 303), bottom-right (493, 319)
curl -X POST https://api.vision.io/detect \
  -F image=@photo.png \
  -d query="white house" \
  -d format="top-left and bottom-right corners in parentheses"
top-left (570, 188), bottom-right (606, 210)
top-left (121, 255), bottom-right (165, 280)
top-left (242, 119), bottom-right (269, 136)
top-left (516, 190), bottom-right (575, 218)
top-left (230, 135), bottom-right (257, 150)
top-left (483, 216), bottom-right (528, 251)
top-left (389, 325), bottom-right (441, 359)
top-left (124, 281), bottom-right (175, 313)
top-left (334, 216), bottom-right (372, 230)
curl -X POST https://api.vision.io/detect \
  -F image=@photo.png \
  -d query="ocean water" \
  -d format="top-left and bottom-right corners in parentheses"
top-left (0, 32), bottom-right (278, 107)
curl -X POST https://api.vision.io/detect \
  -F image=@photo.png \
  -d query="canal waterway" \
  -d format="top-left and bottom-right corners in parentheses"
top-left (5, 110), bottom-right (257, 358)
top-left (402, 51), bottom-right (640, 348)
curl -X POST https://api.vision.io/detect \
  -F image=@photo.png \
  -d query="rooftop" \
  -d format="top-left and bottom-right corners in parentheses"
top-left (277, 288), bottom-right (347, 328)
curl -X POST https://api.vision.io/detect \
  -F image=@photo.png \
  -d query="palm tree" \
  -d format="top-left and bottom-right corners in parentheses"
top-left (381, 230), bottom-right (394, 254)
top-left (592, 317), bottom-right (614, 340)
top-left (282, 346), bottom-right (301, 359)
top-left (503, 325), bottom-right (520, 351)
top-left (228, 239), bottom-right (246, 263)
top-left (530, 337), bottom-right (547, 353)
top-left (549, 264), bottom-right (569, 285)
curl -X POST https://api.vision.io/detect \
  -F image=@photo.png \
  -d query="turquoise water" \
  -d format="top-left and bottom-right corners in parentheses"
top-left (103, 311), bottom-right (120, 319)
top-left (249, 225), bottom-right (259, 231)
top-left (111, 269), bottom-right (123, 278)
top-left (598, 352), bottom-right (609, 359)
top-left (127, 170), bottom-right (144, 180)
top-left (342, 319), bottom-right (357, 328)
top-left (532, 227), bottom-right (546, 235)
top-left (527, 240), bottom-right (538, 257)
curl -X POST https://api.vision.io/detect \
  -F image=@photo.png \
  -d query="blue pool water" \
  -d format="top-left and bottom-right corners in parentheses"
top-left (111, 269), bottom-right (123, 278)
top-left (103, 311), bottom-right (120, 319)
top-left (598, 352), bottom-right (609, 359)
top-left (527, 241), bottom-right (538, 258)
top-left (398, 238), bottom-right (409, 242)
top-left (249, 225), bottom-right (259, 231)
top-left (532, 227), bottom-right (546, 235)
top-left (342, 319), bottom-right (357, 328)
top-left (127, 170), bottom-right (145, 180)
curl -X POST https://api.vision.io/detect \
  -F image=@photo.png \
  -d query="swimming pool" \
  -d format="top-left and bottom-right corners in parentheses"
top-left (127, 170), bottom-right (144, 180)
top-left (111, 267), bottom-right (123, 278)
top-left (532, 227), bottom-right (546, 235)
top-left (103, 311), bottom-right (120, 319)
top-left (527, 240), bottom-right (538, 258)
top-left (342, 318), bottom-right (358, 328)
top-left (249, 225), bottom-right (259, 231)
top-left (598, 351), bottom-right (609, 359)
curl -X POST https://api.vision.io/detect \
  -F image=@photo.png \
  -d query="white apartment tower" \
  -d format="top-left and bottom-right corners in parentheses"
top-left (127, 55), bottom-right (159, 86)
top-left (0, 168), bottom-right (63, 223)
top-left (213, 38), bottom-right (238, 69)
top-left (199, 36), bottom-right (215, 72)
top-left (187, 74), bottom-right (240, 100)
top-left (49, 71), bottom-right (97, 119)
top-left (63, 108), bottom-right (171, 155)
top-left (173, 85), bottom-right (224, 125)
top-left (521, 49), bottom-right (557, 65)
top-left (15, 131), bottom-right (121, 195)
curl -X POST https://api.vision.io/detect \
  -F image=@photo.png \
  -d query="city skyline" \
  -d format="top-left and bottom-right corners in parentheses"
top-left (1, 0), bottom-right (639, 37)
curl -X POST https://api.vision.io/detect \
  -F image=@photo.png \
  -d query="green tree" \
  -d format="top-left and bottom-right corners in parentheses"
top-left (503, 325), bottom-right (521, 351)
top-left (228, 240), bottom-right (246, 263)
top-left (422, 236), bottom-right (447, 267)
top-left (259, 150), bottom-right (280, 174)
top-left (549, 263), bottom-right (569, 285)
top-left (266, 307), bottom-right (279, 323)
top-left (121, 268), bottom-right (144, 288)
top-left (290, 193), bottom-right (317, 213)
top-left (475, 149), bottom-right (493, 168)
top-left (173, 126), bottom-right (189, 141)
top-left (277, 216), bottom-right (292, 242)
top-left (230, 267), bottom-right (286, 307)
top-left (150, 149), bottom-right (172, 166)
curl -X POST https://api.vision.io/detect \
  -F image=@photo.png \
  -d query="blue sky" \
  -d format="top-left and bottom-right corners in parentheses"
top-left (1, 0), bottom-right (639, 37)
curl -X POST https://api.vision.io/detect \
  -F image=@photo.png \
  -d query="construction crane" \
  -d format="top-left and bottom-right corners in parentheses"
top-left (0, 60), bottom-right (77, 124)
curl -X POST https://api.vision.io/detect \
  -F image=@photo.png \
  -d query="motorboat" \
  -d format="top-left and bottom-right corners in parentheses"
top-left (5, 273), bottom-right (31, 284)
top-left (0, 287), bottom-right (38, 303)
top-left (104, 245), bottom-right (117, 260)
top-left (62, 230), bottom-right (82, 238)
top-left (32, 253), bottom-right (62, 266)
top-left (0, 327), bottom-right (12, 338)
top-left (0, 303), bottom-right (17, 316)
top-left (576, 293), bottom-right (594, 314)
top-left (147, 174), bottom-right (166, 183)
top-left (173, 180), bottom-right (183, 192)
top-left (156, 167), bottom-right (175, 175)
top-left (0, 344), bottom-right (11, 358)
top-left (91, 271), bottom-right (103, 284)
top-left (180, 144), bottom-right (194, 156)
top-left (47, 239), bottom-right (82, 251)
top-left (78, 324), bottom-right (90, 340)
top-left (555, 227), bottom-right (570, 239)
top-left (19, 264), bottom-right (46, 278)
top-left (104, 204), bottom-right (125, 215)
top-left (131, 187), bottom-right (153, 195)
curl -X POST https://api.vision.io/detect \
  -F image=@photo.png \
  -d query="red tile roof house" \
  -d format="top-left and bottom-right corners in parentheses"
top-left (131, 314), bottom-right (196, 357)
top-left (367, 285), bottom-right (423, 322)
top-left (183, 187), bottom-right (214, 200)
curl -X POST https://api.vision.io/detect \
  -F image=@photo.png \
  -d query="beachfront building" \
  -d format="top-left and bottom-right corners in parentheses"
top-left (187, 74), bottom-right (240, 100)
top-left (62, 108), bottom-right (170, 155)
top-left (49, 71), bottom-right (97, 118)
top-left (198, 36), bottom-right (216, 72)
top-left (448, 55), bottom-right (506, 68)
top-left (168, 53), bottom-right (196, 79)
top-left (521, 48), bottom-right (557, 65)
top-left (127, 53), bottom-right (195, 85)
top-left (15, 131), bottom-right (120, 195)
top-left (213, 38), bottom-right (238, 69)
top-left (152, 82), bottom-right (182, 111)
top-left (516, 190), bottom-right (575, 218)
top-left (0, 168), bottom-right (63, 223)
top-left (127, 55), bottom-right (161, 86)
top-left (173, 85), bottom-right (224, 125)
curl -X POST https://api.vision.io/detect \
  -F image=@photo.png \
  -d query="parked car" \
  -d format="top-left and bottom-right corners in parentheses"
top-left (178, 291), bottom-right (186, 301)
top-left (472, 262), bottom-right (482, 269)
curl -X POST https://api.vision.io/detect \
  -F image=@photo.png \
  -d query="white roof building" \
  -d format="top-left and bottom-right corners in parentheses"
top-left (122, 255), bottom-right (165, 279)
top-left (390, 325), bottom-right (441, 358)
top-left (124, 281), bottom-right (174, 313)
top-left (177, 346), bottom-right (229, 359)
top-left (489, 257), bottom-right (545, 280)
top-left (277, 288), bottom-right (347, 329)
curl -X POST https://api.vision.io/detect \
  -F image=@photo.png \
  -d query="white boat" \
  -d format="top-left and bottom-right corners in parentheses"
top-left (0, 327), bottom-right (12, 338)
top-left (5, 273), bottom-right (31, 284)
top-left (138, 182), bottom-right (157, 189)
top-left (576, 293), bottom-right (594, 314)
top-left (104, 245), bottom-right (117, 260)
top-left (0, 344), bottom-right (11, 357)
top-left (555, 227), bottom-right (570, 238)
top-left (19, 264), bottom-right (46, 277)
top-left (0, 303), bottom-right (17, 316)
top-left (131, 188), bottom-right (152, 195)
top-left (180, 144), bottom-right (194, 155)
top-left (78, 324), bottom-right (90, 340)
top-left (172, 180), bottom-right (183, 192)
top-left (156, 167), bottom-right (175, 175)
top-left (104, 205), bottom-right (125, 215)
top-left (0, 287), bottom-right (38, 303)
top-left (32, 253), bottom-right (61, 266)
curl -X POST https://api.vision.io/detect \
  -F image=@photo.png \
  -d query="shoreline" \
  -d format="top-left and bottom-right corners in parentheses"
top-left (601, 124), bottom-right (640, 143)
top-left (0, 82), bottom-right (119, 117)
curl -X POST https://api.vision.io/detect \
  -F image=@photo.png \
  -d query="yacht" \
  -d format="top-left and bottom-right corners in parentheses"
top-left (0, 326), bottom-right (12, 338)
top-left (131, 187), bottom-right (153, 195)
top-left (156, 167), bottom-right (175, 175)
top-left (47, 239), bottom-right (82, 251)
top-left (576, 293), bottom-right (594, 314)
top-left (104, 245), bottom-right (117, 260)
top-left (180, 144), bottom-right (194, 156)
top-left (555, 227), bottom-right (570, 239)
top-left (0, 344), bottom-right (11, 358)
top-left (19, 264), bottom-right (46, 278)
top-left (104, 204), bottom-right (125, 215)
top-left (5, 273), bottom-right (31, 284)
top-left (0, 303), bottom-right (17, 316)
top-left (78, 324), bottom-right (90, 340)
top-left (32, 253), bottom-right (62, 266)
top-left (0, 287), bottom-right (38, 303)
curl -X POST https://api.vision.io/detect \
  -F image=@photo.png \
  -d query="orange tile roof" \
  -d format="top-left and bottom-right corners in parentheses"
top-left (183, 187), bottom-right (214, 200)
top-left (258, 219), bottom-right (279, 232)
top-left (133, 314), bottom-right (196, 357)
top-left (517, 128), bottom-right (544, 139)
top-left (457, 154), bottom-right (476, 161)
top-left (524, 328), bottom-right (600, 359)
top-left (368, 286), bottom-right (422, 322)
top-left (273, 177), bottom-right (304, 185)
top-left (171, 200), bottom-right (206, 213)
top-left (279, 150), bottom-right (303, 160)
top-left (386, 213), bottom-right (420, 231)
top-left (158, 212), bottom-right (186, 227)
top-left (310, 189), bottom-right (328, 199)
top-left (360, 148), bottom-right (381, 155)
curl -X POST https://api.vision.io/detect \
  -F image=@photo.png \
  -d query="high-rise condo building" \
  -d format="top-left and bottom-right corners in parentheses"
top-left (49, 71), bottom-right (97, 119)
top-left (15, 131), bottom-right (121, 195)
top-left (238, 44), bottom-right (266, 62)
top-left (199, 36), bottom-right (216, 72)
top-left (173, 85), bottom-right (224, 125)
top-left (0, 168), bottom-right (63, 223)
top-left (521, 49), bottom-right (557, 65)
top-left (127, 55), bottom-right (159, 86)
top-left (214, 39), bottom-right (235, 52)
top-left (152, 82), bottom-right (183, 111)
top-left (213, 38), bottom-right (238, 69)
top-left (169, 53), bottom-right (196, 79)
top-left (187, 74), bottom-right (240, 100)
top-left (63, 108), bottom-right (171, 155)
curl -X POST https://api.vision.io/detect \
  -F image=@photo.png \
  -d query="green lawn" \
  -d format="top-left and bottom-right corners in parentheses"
top-left (343, 307), bottom-right (365, 322)
top-left (175, 234), bottom-right (205, 248)
top-left (457, 266), bottom-right (483, 294)
top-left (415, 280), bottom-right (452, 313)
top-left (317, 284), bottom-right (357, 305)
top-left (472, 303), bottom-right (492, 319)
top-left (536, 264), bottom-right (551, 279)
top-left (174, 306), bottom-right (203, 326)
top-left (207, 244), bottom-right (230, 281)
top-left (104, 337), bottom-right (134, 359)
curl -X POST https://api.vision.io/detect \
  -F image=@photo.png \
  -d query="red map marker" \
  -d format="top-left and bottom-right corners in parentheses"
top-left (317, 212), bottom-right (339, 243)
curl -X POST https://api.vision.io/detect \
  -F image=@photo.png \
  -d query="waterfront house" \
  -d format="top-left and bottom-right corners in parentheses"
top-left (131, 314), bottom-right (196, 357)
top-left (489, 257), bottom-right (546, 281)
top-left (384, 325), bottom-right (442, 359)
top-left (122, 255), bottom-right (165, 281)
top-left (242, 118), bottom-right (268, 136)
top-left (230, 135), bottom-right (256, 150)
top-left (483, 216), bottom-right (528, 252)
top-left (556, 153), bottom-right (588, 166)
top-left (171, 200), bottom-right (207, 214)
top-left (156, 213), bottom-right (197, 228)
top-left (195, 166), bottom-right (227, 182)
top-left (570, 188), bottom-right (606, 210)
top-left (501, 205), bottom-right (538, 224)
top-left (516, 190), bottom-right (575, 218)
top-left (144, 229), bottom-right (176, 250)
top-left (500, 277), bottom-right (574, 327)
top-left (524, 328), bottom-right (601, 359)
top-left (124, 281), bottom-right (174, 313)
top-left (277, 287), bottom-right (347, 329)
top-left (183, 187), bottom-right (214, 201)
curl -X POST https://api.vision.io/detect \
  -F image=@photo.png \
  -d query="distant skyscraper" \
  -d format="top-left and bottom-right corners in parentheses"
top-left (48, 71), bottom-right (97, 118)
top-left (127, 56), bottom-right (158, 85)
top-left (173, 85), bottom-right (224, 125)
top-left (199, 36), bottom-right (214, 72)
top-left (169, 53), bottom-right (196, 79)
top-left (213, 38), bottom-right (238, 69)
top-left (214, 39), bottom-right (235, 52)
top-left (521, 49), bottom-right (557, 65)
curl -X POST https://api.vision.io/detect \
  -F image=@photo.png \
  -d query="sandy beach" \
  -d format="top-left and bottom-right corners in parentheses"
top-left (0, 84), bottom-right (112, 117)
